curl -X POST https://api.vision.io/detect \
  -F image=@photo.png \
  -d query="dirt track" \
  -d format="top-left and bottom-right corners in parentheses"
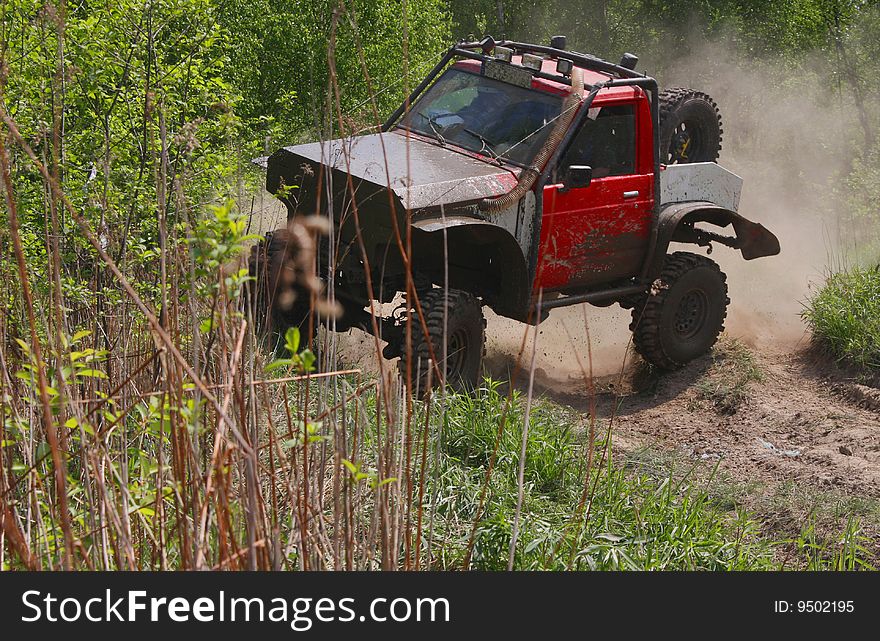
top-left (504, 336), bottom-right (880, 551)
top-left (536, 346), bottom-right (880, 494)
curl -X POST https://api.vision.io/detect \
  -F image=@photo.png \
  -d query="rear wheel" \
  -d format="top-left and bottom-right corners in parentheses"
top-left (630, 252), bottom-right (728, 369)
top-left (399, 289), bottom-right (486, 396)
top-left (658, 88), bottom-right (723, 164)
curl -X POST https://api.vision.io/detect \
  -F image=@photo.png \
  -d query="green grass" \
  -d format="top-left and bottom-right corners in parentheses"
top-left (621, 446), bottom-right (879, 570)
top-left (425, 384), bottom-right (763, 570)
top-left (418, 381), bottom-right (876, 571)
top-left (803, 265), bottom-right (880, 370)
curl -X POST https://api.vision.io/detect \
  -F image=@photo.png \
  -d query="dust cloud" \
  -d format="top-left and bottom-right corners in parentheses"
top-left (660, 40), bottom-right (847, 347)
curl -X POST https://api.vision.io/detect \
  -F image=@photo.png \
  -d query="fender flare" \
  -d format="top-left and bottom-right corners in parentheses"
top-left (645, 201), bottom-right (781, 279)
top-left (411, 216), bottom-right (530, 321)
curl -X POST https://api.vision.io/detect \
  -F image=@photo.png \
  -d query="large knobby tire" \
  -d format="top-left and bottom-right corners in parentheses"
top-left (659, 88), bottom-right (723, 164)
top-left (630, 252), bottom-right (729, 369)
top-left (247, 229), bottom-right (315, 349)
top-left (399, 289), bottom-right (486, 396)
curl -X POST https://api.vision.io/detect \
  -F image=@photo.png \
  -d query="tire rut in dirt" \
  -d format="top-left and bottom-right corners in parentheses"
top-left (630, 251), bottom-right (729, 370)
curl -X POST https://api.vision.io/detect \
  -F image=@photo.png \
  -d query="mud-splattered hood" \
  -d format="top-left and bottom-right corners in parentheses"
top-left (266, 130), bottom-right (520, 212)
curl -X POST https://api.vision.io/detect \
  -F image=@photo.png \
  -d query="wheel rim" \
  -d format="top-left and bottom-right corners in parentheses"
top-left (674, 289), bottom-right (709, 339)
top-left (667, 121), bottom-right (706, 163)
top-left (445, 328), bottom-right (470, 381)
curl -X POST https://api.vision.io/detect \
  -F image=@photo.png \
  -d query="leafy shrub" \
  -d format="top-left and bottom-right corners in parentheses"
top-left (803, 266), bottom-right (880, 369)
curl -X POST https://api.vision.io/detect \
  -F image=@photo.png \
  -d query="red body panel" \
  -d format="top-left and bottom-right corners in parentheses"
top-left (534, 92), bottom-right (655, 294)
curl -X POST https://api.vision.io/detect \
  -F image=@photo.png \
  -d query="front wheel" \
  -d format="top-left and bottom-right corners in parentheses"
top-left (398, 289), bottom-right (486, 396)
top-left (246, 229), bottom-right (316, 351)
top-left (630, 252), bottom-right (729, 369)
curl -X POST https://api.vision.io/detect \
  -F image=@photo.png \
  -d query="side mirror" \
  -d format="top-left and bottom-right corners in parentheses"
top-left (562, 165), bottom-right (592, 191)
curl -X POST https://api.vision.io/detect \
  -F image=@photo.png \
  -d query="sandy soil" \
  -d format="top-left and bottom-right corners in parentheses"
top-left (537, 346), bottom-right (880, 497)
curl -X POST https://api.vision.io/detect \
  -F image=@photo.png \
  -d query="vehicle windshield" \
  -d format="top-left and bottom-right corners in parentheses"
top-left (399, 68), bottom-right (563, 166)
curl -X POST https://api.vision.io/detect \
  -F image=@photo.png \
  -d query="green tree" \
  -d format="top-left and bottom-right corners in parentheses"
top-left (217, 0), bottom-right (452, 141)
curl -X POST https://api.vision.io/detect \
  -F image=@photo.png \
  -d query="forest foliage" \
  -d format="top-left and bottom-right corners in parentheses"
top-left (3, 0), bottom-right (879, 287)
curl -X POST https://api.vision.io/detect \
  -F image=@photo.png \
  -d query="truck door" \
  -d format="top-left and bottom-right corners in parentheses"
top-left (535, 98), bottom-right (654, 293)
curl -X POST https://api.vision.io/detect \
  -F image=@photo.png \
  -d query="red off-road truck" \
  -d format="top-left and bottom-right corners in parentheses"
top-left (251, 36), bottom-right (780, 392)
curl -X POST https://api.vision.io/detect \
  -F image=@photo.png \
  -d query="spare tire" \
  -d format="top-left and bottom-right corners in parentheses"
top-left (658, 88), bottom-right (723, 164)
